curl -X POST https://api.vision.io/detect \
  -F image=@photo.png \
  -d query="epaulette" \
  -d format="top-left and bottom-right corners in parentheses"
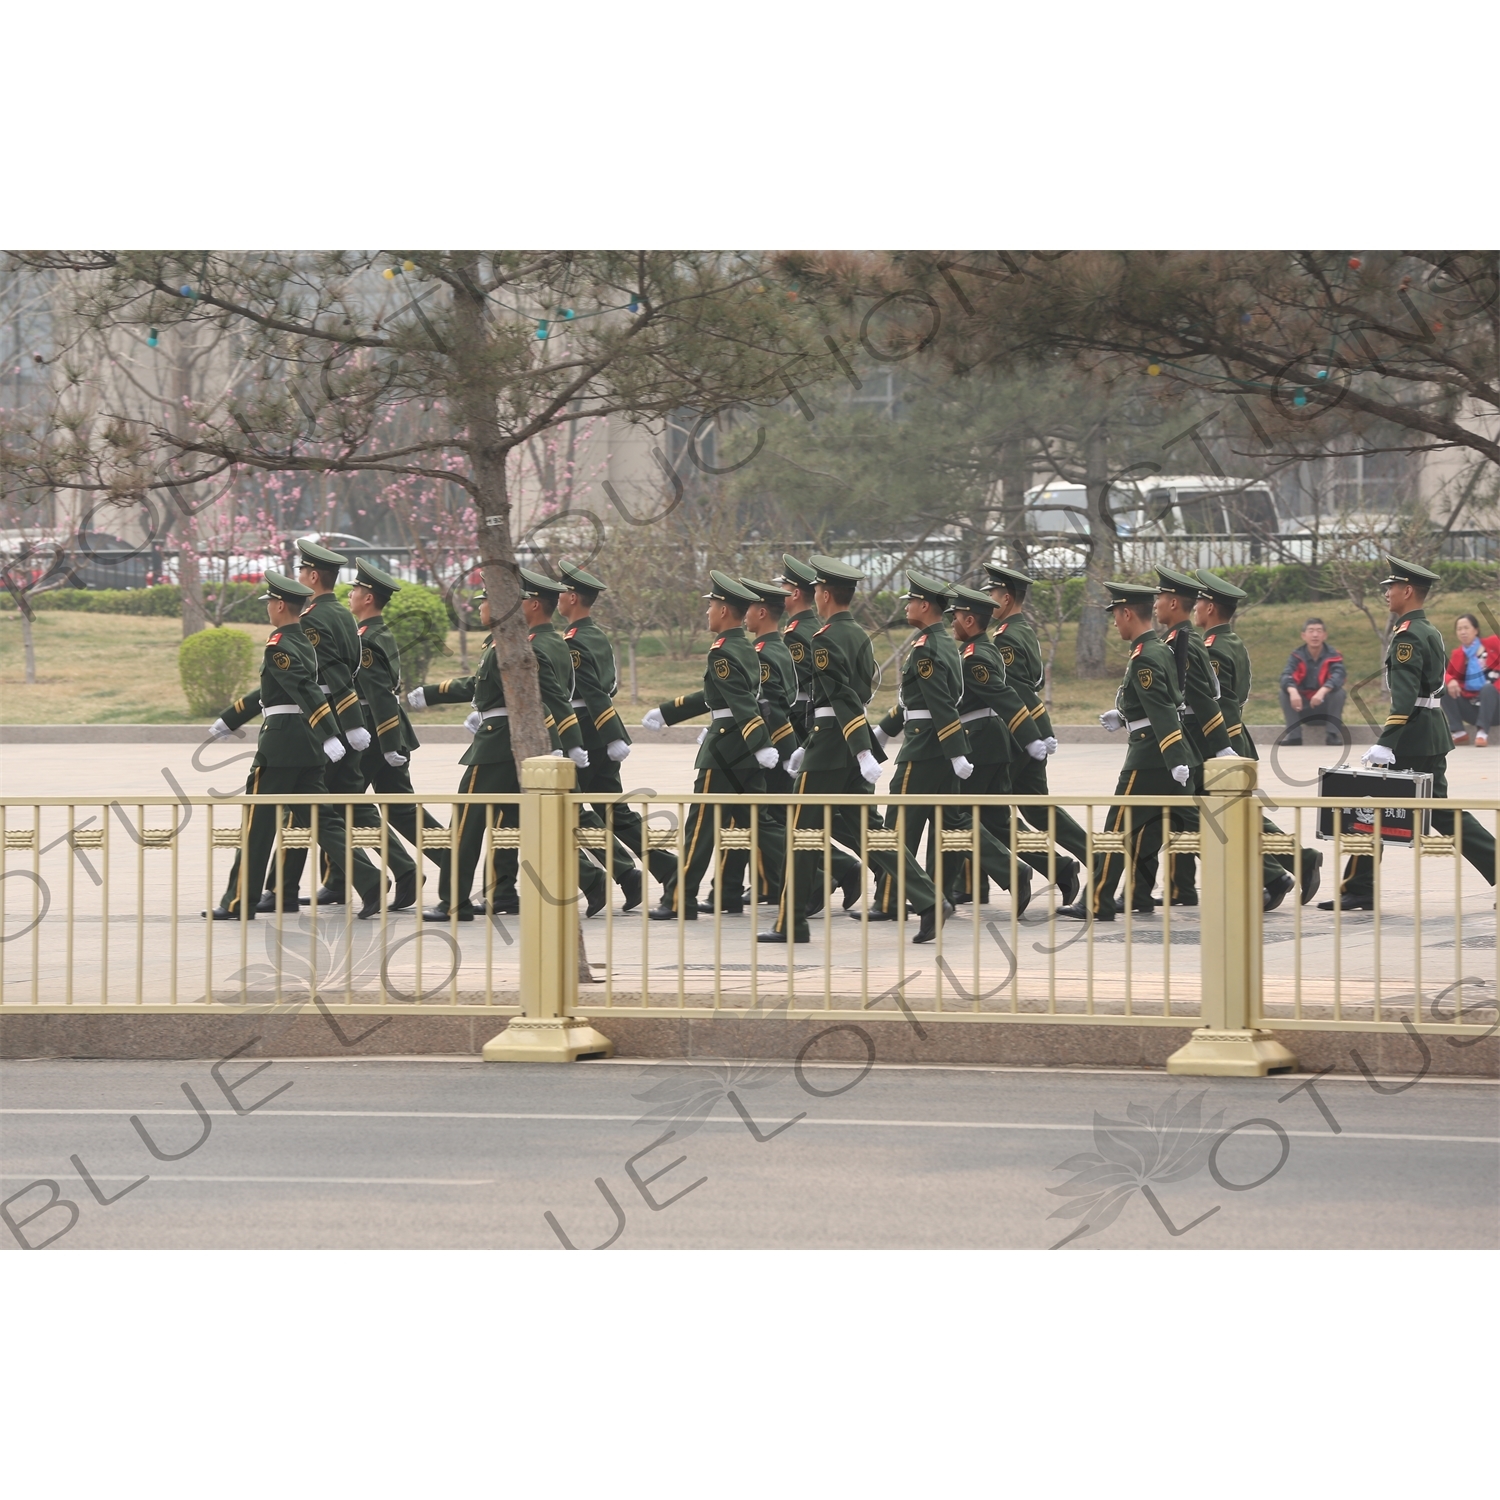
top-left (712, 636), bottom-right (725, 649)
top-left (267, 632), bottom-right (281, 645)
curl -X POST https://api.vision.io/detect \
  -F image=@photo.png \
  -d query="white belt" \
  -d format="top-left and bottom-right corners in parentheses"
top-left (794, 692), bottom-right (810, 702)
top-left (262, 705), bottom-right (302, 718)
top-left (480, 707), bottom-right (508, 719)
top-left (1415, 696), bottom-right (1442, 709)
top-left (1128, 717), bottom-right (1151, 732)
top-left (710, 707), bottom-right (734, 720)
top-left (905, 709), bottom-right (933, 720)
top-left (959, 708), bottom-right (995, 724)
top-left (814, 706), bottom-right (838, 718)
top-left (317, 684), bottom-right (331, 693)
top-left (570, 698), bottom-right (587, 707)
top-left (1178, 705), bottom-right (1195, 717)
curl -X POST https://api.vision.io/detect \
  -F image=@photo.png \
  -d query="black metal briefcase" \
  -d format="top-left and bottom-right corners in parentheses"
top-left (1316, 765), bottom-right (1434, 844)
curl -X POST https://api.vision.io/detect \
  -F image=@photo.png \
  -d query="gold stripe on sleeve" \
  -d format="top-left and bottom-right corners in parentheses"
top-left (1008, 709), bottom-right (1030, 732)
top-left (842, 716), bottom-right (867, 739)
top-left (936, 721), bottom-right (963, 741)
top-left (770, 724), bottom-right (794, 744)
top-left (1158, 729), bottom-right (1182, 751)
top-left (740, 715), bottom-right (765, 739)
top-left (595, 707), bottom-right (618, 728)
top-left (1202, 712), bottom-right (1224, 733)
top-left (376, 715), bottom-right (400, 736)
top-left (556, 713), bottom-right (579, 733)
top-left (308, 703), bottom-right (331, 729)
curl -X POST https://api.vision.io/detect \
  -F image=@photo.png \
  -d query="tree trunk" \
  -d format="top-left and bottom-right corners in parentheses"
top-left (628, 634), bottom-right (639, 703)
top-left (450, 257), bottom-right (549, 762)
top-left (1074, 421), bottom-right (1114, 678)
top-left (455, 592), bottom-right (469, 671)
top-left (999, 437), bottom-right (1030, 567)
top-left (179, 541), bottom-right (207, 637)
top-left (20, 607), bottom-right (37, 683)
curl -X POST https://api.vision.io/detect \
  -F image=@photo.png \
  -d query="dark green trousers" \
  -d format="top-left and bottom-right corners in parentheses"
top-left (578, 748), bottom-right (679, 889)
top-left (266, 745), bottom-right (367, 898)
top-left (1337, 756), bottom-right (1496, 901)
top-left (775, 762), bottom-right (938, 940)
top-left (1088, 766), bottom-right (1178, 917)
top-left (659, 765), bottom-right (780, 914)
top-left (998, 754), bottom-right (1092, 872)
top-left (220, 762), bottom-right (380, 915)
top-left (319, 747), bottom-right (454, 900)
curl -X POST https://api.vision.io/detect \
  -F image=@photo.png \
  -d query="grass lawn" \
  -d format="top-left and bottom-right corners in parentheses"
top-left (2, 592), bottom-right (1492, 726)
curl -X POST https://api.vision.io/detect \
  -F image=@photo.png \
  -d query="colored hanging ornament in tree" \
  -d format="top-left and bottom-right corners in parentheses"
top-left (147, 328), bottom-right (159, 347)
top-left (1147, 363), bottom-right (1161, 376)
top-left (402, 260), bottom-right (416, 273)
top-left (179, 284), bottom-right (195, 298)
top-left (627, 298), bottom-right (639, 314)
top-left (383, 267), bottom-right (397, 279)
top-left (535, 319), bottom-right (549, 339)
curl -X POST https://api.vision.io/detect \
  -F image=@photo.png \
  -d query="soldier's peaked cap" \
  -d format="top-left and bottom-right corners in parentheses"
top-left (900, 568), bottom-right (951, 605)
top-left (774, 555), bottom-right (820, 589)
top-left (353, 559), bottom-right (401, 594)
top-left (518, 566), bottom-right (564, 597)
top-left (984, 561), bottom-right (1032, 590)
top-left (808, 554), bottom-right (865, 587)
top-left (259, 570), bottom-right (314, 603)
top-left (948, 582), bottom-right (995, 612)
top-left (558, 559), bottom-right (607, 592)
top-left (1379, 554), bottom-right (1440, 587)
top-left (295, 537), bottom-right (349, 569)
top-left (1101, 579), bottom-right (1158, 609)
top-left (739, 576), bottom-right (789, 603)
top-left (1154, 564), bottom-right (1203, 598)
top-left (703, 570), bottom-right (761, 607)
top-left (1195, 568), bottom-right (1246, 602)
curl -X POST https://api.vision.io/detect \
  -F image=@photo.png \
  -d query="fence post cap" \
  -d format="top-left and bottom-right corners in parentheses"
top-left (520, 756), bottom-right (576, 791)
top-left (1202, 756), bottom-right (1257, 794)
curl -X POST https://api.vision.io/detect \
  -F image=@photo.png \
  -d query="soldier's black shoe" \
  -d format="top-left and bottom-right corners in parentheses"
top-left (206, 906), bottom-right (253, 920)
top-left (1263, 873), bottom-right (1295, 912)
top-left (698, 898), bottom-right (745, 914)
top-left (1114, 895), bottom-right (1157, 914)
top-left (758, 927), bottom-right (809, 944)
top-left (1058, 901), bottom-right (1112, 922)
top-left (855, 908), bottom-right (901, 922)
top-left (1298, 849), bottom-right (1324, 905)
top-left (648, 904), bottom-right (695, 921)
top-left (838, 871), bottom-right (866, 910)
top-left (585, 885), bottom-right (609, 918)
top-left (1055, 859), bottom-right (1080, 908)
top-left (619, 871), bottom-right (643, 913)
top-left (912, 899), bottom-right (956, 945)
top-left (423, 904), bottom-right (475, 922)
top-left (1012, 866), bottom-right (1033, 919)
top-left (390, 872), bottom-right (421, 911)
top-left (356, 891), bottom-right (388, 920)
top-left (315, 886), bottom-right (345, 906)
top-left (488, 896), bottom-right (520, 915)
top-left (255, 890), bottom-right (302, 914)
top-left (1316, 897), bottom-right (1375, 912)
top-left (1168, 892), bottom-right (1199, 908)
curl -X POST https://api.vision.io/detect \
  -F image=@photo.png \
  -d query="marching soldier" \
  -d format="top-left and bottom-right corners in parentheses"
top-left (872, 571), bottom-right (1032, 928)
top-left (1193, 569), bottom-right (1322, 906)
top-left (317, 559), bottom-right (452, 911)
top-left (764, 556), bottom-right (951, 945)
top-left (948, 582), bottom-right (1077, 905)
top-left (984, 563), bottom-right (1092, 888)
top-left (1319, 555), bottom-right (1495, 909)
top-left (407, 568), bottom-right (606, 921)
top-left (556, 558), bottom-right (676, 913)
top-left (640, 571), bottom-right (784, 920)
top-left (1059, 581), bottom-right (1198, 921)
top-left (205, 572), bottom-right (383, 919)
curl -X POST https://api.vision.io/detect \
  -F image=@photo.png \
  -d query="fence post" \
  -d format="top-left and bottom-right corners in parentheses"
top-left (1167, 756), bottom-right (1296, 1077)
top-left (481, 756), bottom-right (614, 1063)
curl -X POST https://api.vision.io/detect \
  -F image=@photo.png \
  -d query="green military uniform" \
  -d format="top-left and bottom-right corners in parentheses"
top-left (210, 573), bottom-right (381, 918)
top-left (414, 569), bottom-right (603, 919)
top-left (873, 572), bottom-right (1029, 924)
top-left (983, 564), bottom-right (1092, 877)
top-left (1329, 557), bottom-right (1495, 906)
top-left (318, 560), bottom-right (451, 907)
top-left (648, 572), bottom-right (782, 919)
top-left (768, 558), bottom-right (942, 944)
top-left (1062, 582), bottom-right (1200, 921)
top-left (946, 583), bottom-right (1079, 907)
top-left (1196, 569), bottom-right (1321, 905)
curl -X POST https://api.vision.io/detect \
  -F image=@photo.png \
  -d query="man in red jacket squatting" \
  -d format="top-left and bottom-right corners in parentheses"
top-left (1279, 619), bottom-right (1346, 746)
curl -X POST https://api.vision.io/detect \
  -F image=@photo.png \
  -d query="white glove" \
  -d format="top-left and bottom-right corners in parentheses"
top-left (951, 755), bottom-right (975, 780)
top-left (857, 750), bottom-right (881, 785)
top-left (346, 727), bottom-right (372, 752)
top-left (1099, 709), bottom-right (1125, 732)
top-left (1025, 739), bottom-right (1049, 761)
top-left (208, 717), bottom-right (231, 740)
top-left (1043, 736), bottom-right (1058, 755)
top-left (642, 708), bottom-right (665, 731)
top-left (549, 748), bottom-right (565, 757)
top-left (755, 746), bottom-right (780, 770)
top-left (606, 740), bottom-right (631, 762)
top-left (323, 737), bottom-right (346, 763)
top-left (383, 751), bottom-right (408, 766)
top-left (1362, 744), bottom-right (1397, 768)
top-left (406, 687), bottom-right (427, 711)
top-left (1214, 747), bottom-right (1239, 759)
top-left (1170, 764), bottom-right (1191, 786)
top-left (787, 747), bottom-right (805, 775)
top-left (568, 747), bottom-right (590, 769)
top-left (463, 710), bottom-right (483, 734)
top-left (873, 725), bottom-right (890, 749)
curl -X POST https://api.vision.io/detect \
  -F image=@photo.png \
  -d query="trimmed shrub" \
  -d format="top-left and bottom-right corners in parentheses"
top-left (0, 582), bottom-right (266, 619)
top-left (178, 627), bottom-right (256, 716)
top-left (384, 584), bottom-right (450, 689)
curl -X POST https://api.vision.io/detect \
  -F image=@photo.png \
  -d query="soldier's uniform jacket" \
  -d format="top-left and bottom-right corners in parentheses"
top-left (781, 607), bottom-right (819, 739)
top-left (421, 625), bottom-right (583, 768)
top-left (1378, 609), bottom-right (1451, 758)
top-left (877, 623), bottom-right (970, 764)
top-left (228, 623), bottom-right (330, 768)
top-left (753, 630), bottom-right (799, 756)
top-left (564, 616), bottom-right (630, 751)
top-left (219, 591), bottom-right (366, 743)
top-left (1163, 623), bottom-right (1233, 758)
top-left (785, 612), bottom-right (875, 774)
top-left (658, 629), bottom-right (774, 773)
top-left (991, 615), bottom-right (1050, 756)
top-left (356, 614), bottom-right (419, 757)
top-left (1200, 626), bottom-right (1255, 759)
top-left (954, 634), bottom-right (1025, 766)
top-left (1115, 631), bottom-right (1199, 773)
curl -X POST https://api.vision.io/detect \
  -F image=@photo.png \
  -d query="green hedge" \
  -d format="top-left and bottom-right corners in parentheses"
top-left (179, 627), bottom-right (256, 715)
top-left (0, 582), bottom-right (266, 618)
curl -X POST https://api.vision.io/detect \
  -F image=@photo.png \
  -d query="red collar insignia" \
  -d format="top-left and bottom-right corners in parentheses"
top-left (814, 624), bottom-right (830, 635)
top-left (915, 633), bottom-right (927, 646)
top-left (783, 620), bottom-right (796, 632)
top-left (997, 622), bottom-right (1008, 633)
top-left (1395, 620), bottom-right (1410, 632)
top-left (527, 632), bottom-right (535, 641)
top-left (712, 636), bottom-right (725, 648)
top-left (963, 642), bottom-right (975, 656)
top-left (267, 632), bottom-right (281, 644)
top-left (1131, 642), bottom-right (1143, 657)
top-left (357, 625), bottom-right (367, 635)
top-left (1205, 633), bottom-right (1215, 645)
top-left (754, 640), bottom-right (764, 651)
top-left (565, 626), bottom-right (577, 638)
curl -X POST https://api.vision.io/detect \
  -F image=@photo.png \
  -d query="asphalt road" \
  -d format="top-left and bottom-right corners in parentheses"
top-left (3, 1058), bottom-right (1496, 1249)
